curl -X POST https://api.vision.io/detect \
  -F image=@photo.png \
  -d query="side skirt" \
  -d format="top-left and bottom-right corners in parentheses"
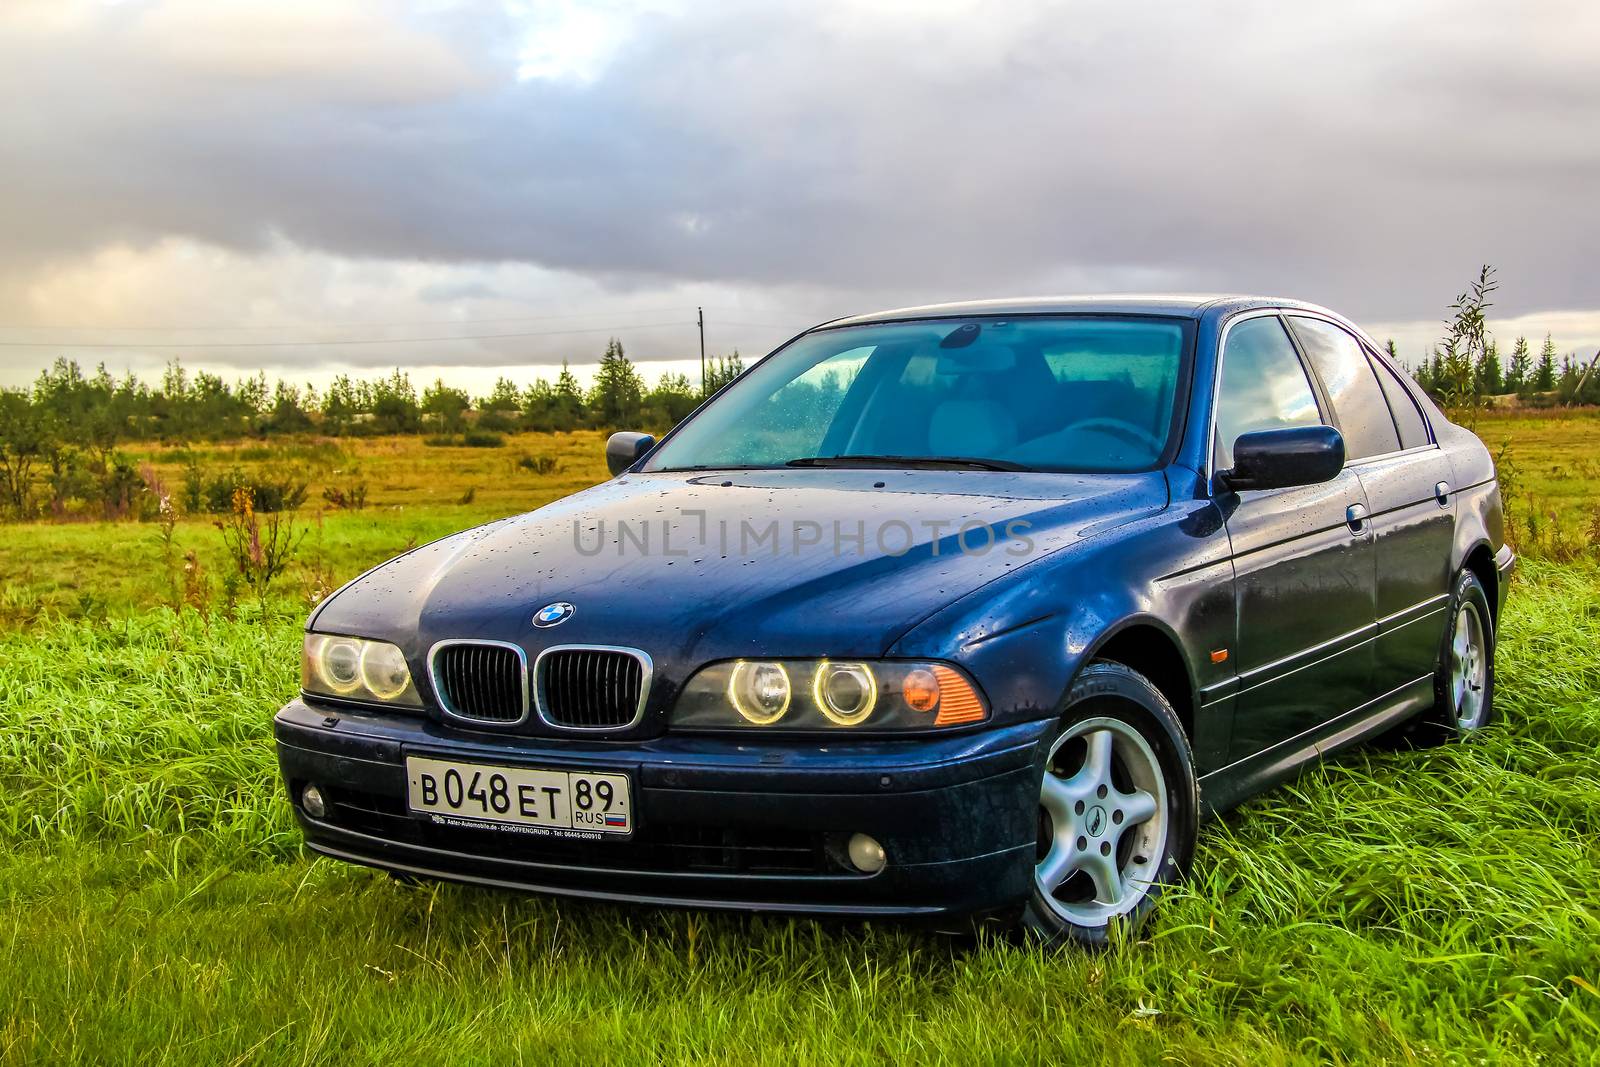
top-left (1196, 674), bottom-right (1434, 817)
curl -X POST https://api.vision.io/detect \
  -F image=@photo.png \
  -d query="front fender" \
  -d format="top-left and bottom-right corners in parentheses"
top-left (888, 490), bottom-right (1237, 773)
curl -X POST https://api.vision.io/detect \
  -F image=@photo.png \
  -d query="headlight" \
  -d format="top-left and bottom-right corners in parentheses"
top-left (728, 660), bottom-right (792, 724)
top-left (673, 659), bottom-right (987, 732)
top-left (302, 634), bottom-right (422, 707)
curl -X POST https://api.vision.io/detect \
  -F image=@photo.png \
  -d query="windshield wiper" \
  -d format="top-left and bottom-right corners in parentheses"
top-left (785, 454), bottom-right (1033, 472)
top-left (649, 464), bottom-right (785, 472)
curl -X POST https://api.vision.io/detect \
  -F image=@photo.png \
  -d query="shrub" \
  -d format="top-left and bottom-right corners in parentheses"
top-left (425, 431), bottom-right (505, 449)
top-left (100, 453), bottom-right (144, 520)
top-left (203, 466), bottom-right (308, 514)
top-left (181, 460), bottom-right (205, 514)
top-left (214, 487), bottom-right (305, 616)
top-left (476, 409), bottom-right (520, 433)
top-left (518, 454), bottom-right (561, 476)
top-left (321, 481), bottom-right (369, 510)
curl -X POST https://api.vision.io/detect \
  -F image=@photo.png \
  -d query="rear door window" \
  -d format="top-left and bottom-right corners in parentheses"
top-left (1288, 317), bottom-right (1401, 460)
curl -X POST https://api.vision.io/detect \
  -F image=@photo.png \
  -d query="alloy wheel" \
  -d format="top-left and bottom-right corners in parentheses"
top-left (1035, 716), bottom-right (1169, 927)
top-left (1451, 600), bottom-right (1488, 731)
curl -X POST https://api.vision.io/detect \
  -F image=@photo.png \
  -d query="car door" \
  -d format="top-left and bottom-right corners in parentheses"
top-left (1287, 316), bottom-right (1456, 697)
top-left (1214, 314), bottom-right (1377, 761)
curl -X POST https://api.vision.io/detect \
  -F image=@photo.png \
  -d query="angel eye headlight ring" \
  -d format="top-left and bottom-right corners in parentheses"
top-left (728, 660), bottom-right (791, 724)
top-left (359, 642), bottom-right (412, 701)
top-left (813, 661), bottom-right (878, 726)
top-left (316, 637), bottom-right (364, 695)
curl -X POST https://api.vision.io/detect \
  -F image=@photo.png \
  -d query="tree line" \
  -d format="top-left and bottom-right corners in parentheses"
top-left (0, 339), bottom-right (744, 519)
top-left (1398, 265), bottom-right (1599, 407)
top-left (1407, 333), bottom-right (1600, 403)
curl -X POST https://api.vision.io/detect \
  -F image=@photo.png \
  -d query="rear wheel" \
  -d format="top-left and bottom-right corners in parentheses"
top-left (1022, 662), bottom-right (1198, 947)
top-left (1416, 567), bottom-right (1496, 743)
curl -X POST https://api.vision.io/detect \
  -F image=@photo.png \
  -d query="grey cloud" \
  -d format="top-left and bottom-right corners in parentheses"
top-left (0, 0), bottom-right (1597, 336)
top-left (417, 279), bottom-right (501, 303)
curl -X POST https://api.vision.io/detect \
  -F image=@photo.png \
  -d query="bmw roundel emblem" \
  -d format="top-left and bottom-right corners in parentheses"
top-left (533, 601), bottom-right (575, 628)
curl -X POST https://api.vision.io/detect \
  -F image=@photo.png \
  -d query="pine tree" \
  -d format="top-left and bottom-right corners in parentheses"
top-left (1474, 339), bottom-right (1503, 397)
top-left (266, 380), bottom-right (313, 434)
top-left (1534, 335), bottom-right (1557, 391)
top-left (1505, 337), bottom-right (1532, 395)
top-left (321, 374), bottom-right (359, 435)
top-left (1413, 363), bottom-right (1432, 391)
top-left (703, 351), bottom-right (746, 395)
top-left (477, 376), bottom-right (522, 432)
top-left (482, 376), bottom-right (520, 413)
top-left (369, 369), bottom-right (421, 434)
top-left (421, 378), bottom-right (471, 433)
top-left (1384, 340), bottom-right (1420, 387)
top-left (554, 362), bottom-right (586, 429)
top-left (1427, 349), bottom-right (1447, 395)
top-left (643, 372), bottom-right (699, 428)
top-left (587, 340), bottom-right (645, 430)
top-left (1558, 355), bottom-right (1579, 396)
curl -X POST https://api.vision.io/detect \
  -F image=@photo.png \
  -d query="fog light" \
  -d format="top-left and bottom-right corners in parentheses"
top-left (847, 832), bottom-right (886, 874)
top-left (301, 783), bottom-right (328, 819)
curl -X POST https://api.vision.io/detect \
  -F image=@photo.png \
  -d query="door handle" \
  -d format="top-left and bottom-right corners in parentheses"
top-left (1346, 502), bottom-right (1369, 534)
top-left (1434, 480), bottom-right (1451, 507)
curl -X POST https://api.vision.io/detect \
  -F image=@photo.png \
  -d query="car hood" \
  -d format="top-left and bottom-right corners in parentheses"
top-left (313, 468), bottom-right (1169, 661)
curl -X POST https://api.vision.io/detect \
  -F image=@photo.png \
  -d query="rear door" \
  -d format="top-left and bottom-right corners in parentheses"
top-left (1287, 316), bottom-right (1455, 697)
top-left (1216, 314), bottom-right (1377, 761)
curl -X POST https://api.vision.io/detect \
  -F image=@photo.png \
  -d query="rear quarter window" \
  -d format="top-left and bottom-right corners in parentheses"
top-left (1370, 351), bottom-right (1432, 450)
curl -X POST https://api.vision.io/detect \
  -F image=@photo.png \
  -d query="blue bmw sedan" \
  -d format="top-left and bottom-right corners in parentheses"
top-left (275, 296), bottom-right (1513, 946)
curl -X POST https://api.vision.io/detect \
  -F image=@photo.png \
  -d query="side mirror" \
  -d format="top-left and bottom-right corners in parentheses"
top-left (1219, 425), bottom-right (1345, 492)
top-left (605, 431), bottom-right (656, 476)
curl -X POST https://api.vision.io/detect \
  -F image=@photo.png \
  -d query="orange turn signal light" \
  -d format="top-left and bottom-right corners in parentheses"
top-left (931, 666), bottom-right (986, 726)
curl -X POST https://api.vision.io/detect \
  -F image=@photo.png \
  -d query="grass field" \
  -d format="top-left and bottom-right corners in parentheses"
top-left (0, 431), bottom-right (613, 620)
top-left (2, 418), bottom-right (1599, 1063)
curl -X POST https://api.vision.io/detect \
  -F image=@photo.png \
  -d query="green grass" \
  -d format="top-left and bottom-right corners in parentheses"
top-left (1, 570), bottom-right (1598, 1063)
top-left (1476, 408), bottom-right (1600, 545)
top-left (0, 430), bottom-right (612, 620)
top-left (2, 422), bottom-right (1599, 1063)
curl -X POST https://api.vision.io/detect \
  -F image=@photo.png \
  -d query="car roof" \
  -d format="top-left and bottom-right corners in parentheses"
top-left (817, 294), bottom-right (1339, 329)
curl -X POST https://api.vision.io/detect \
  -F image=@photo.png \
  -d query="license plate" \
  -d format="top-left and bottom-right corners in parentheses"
top-left (405, 756), bottom-right (632, 838)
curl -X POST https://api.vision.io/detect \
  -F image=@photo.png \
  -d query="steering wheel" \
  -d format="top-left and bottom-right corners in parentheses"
top-left (1072, 417), bottom-right (1164, 453)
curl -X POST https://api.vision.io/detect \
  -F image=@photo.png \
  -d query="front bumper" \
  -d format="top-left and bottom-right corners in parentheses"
top-left (274, 700), bottom-right (1050, 917)
top-left (1494, 543), bottom-right (1515, 616)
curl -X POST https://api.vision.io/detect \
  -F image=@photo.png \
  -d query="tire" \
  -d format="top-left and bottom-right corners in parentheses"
top-left (1415, 567), bottom-right (1497, 744)
top-left (1021, 661), bottom-right (1199, 948)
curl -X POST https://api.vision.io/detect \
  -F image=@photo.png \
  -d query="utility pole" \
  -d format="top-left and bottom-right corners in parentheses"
top-left (697, 306), bottom-right (706, 395)
top-left (1571, 348), bottom-right (1600, 406)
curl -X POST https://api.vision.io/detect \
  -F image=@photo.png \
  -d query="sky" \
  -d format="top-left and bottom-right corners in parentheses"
top-left (1, 0), bottom-right (1597, 395)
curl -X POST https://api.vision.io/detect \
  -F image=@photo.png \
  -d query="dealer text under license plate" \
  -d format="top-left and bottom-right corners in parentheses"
top-left (405, 756), bottom-right (632, 838)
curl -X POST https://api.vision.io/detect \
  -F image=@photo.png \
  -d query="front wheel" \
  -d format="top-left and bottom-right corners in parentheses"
top-left (1022, 662), bottom-right (1199, 947)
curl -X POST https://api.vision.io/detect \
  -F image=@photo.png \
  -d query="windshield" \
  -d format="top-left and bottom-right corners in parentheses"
top-left (646, 315), bottom-right (1192, 473)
